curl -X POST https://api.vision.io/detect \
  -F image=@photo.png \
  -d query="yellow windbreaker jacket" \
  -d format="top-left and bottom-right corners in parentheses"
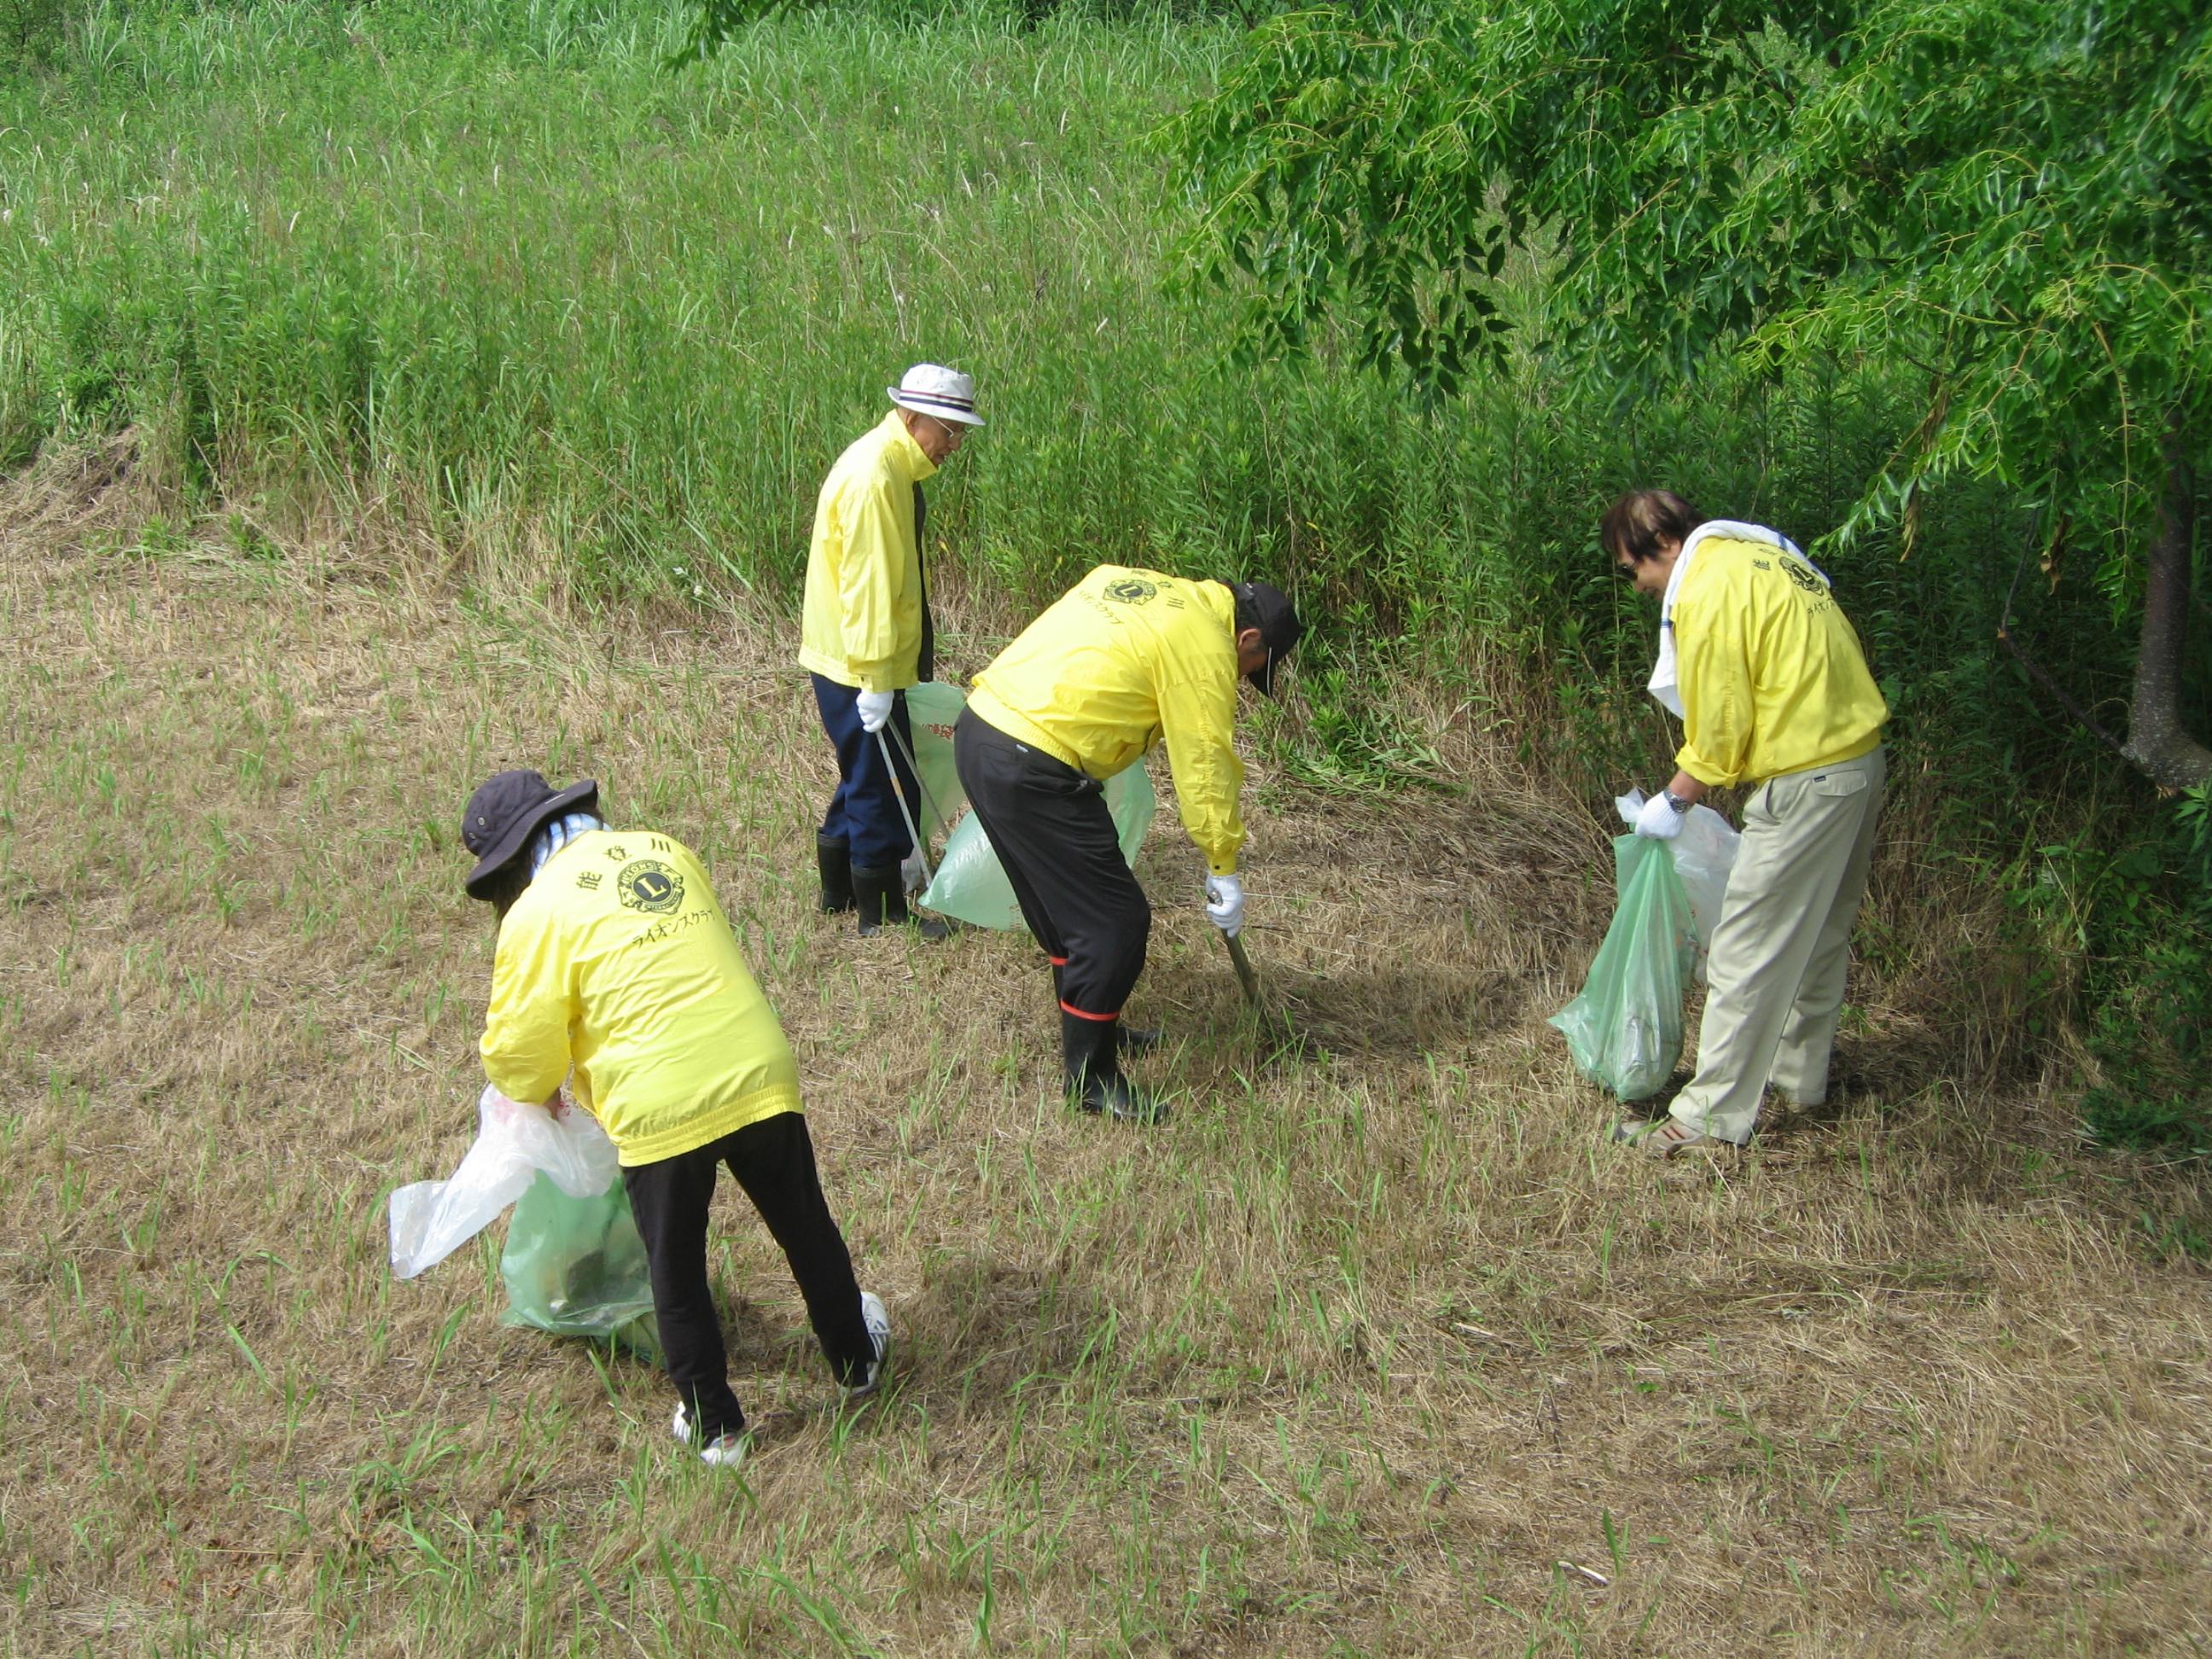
top-left (797, 412), bottom-right (937, 692)
top-left (968, 566), bottom-right (1247, 876)
top-left (1672, 538), bottom-right (1889, 789)
top-left (479, 830), bottom-right (800, 1167)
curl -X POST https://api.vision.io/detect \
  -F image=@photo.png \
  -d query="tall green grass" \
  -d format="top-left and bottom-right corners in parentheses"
top-left (0, 0), bottom-right (2040, 653)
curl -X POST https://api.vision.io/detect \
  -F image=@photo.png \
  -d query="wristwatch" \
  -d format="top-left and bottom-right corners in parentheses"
top-left (1662, 789), bottom-right (1693, 814)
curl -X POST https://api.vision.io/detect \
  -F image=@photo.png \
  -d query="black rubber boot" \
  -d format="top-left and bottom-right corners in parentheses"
top-left (818, 836), bottom-right (855, 914)
top-left (1051, 963), bottom-right (1159, 1057)
top-left (1060, 1010), bottom-right (1166, 1123)
top-left (853, 864), bottom-right (952, 941)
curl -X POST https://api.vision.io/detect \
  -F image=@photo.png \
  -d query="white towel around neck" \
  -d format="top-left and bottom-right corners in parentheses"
top-left (527, 812), bottom-right (606, 880)
top-left (1646, 519), bottom-right (1827, 718)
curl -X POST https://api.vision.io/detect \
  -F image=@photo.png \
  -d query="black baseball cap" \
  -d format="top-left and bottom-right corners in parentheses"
top-left (460, 770), bottom-right (599, 899)
top-left (1231, 580), bottom-right (1304, 697)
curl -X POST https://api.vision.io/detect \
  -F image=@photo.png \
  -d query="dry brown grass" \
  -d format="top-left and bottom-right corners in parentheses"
top-left (3, 464), bottom-right (2209, 1658)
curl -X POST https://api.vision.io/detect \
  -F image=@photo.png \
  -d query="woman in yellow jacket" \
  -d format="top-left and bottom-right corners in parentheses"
top-left (461, 770), bottom-right (890, 1465)
top-left (955, 568), bottom-right (1302, 1121)
top-left (1604, 490), bottom-right (1889, 1154)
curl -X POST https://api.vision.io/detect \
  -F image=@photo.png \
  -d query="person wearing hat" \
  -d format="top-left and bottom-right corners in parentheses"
top-left (952, 567), bottom-right (1303, 1121)
top-left (1603, 489), bottom-right (1889, 1155)
top-left (459, 770), bottom-right (891, 1465)
top-left (799, 364), bottom-right (985, 940)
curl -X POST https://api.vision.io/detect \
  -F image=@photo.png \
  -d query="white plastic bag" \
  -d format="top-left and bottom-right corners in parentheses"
top-left (387, 1086), bottom-right (620, 1280)
top-left (1615, 791), bottom-right (1741, 982)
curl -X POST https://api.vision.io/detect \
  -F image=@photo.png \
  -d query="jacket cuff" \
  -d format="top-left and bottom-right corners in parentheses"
top-left (1674, 746), bottom-right (1736, 789)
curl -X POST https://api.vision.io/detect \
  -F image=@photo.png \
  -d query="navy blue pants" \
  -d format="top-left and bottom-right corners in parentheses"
top-left (812, 675), bottom-right (923, 870)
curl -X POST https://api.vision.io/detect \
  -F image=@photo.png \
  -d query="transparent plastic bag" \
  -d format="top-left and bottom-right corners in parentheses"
top-left (902, 681), bottom-right (969, 841)
top-left (498, 1174), bottom-right (663, 1363)
top-left (387, 1086), bottom-right (621, 1279)
top-left (1549, 835), bottom-right (1698, 1101)
top-left (1615, 790), bottom-right (1740, 982)
top-left (921, 762), bottom-right (1158, 930)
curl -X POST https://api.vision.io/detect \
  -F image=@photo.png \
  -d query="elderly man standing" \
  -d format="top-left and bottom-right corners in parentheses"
top-left (800, 364), bottom-right (983, 940)
top-left (954, 566), bottom-right (1303, 1123)
top-left (1604, 489), bottom-right (1889, 1155)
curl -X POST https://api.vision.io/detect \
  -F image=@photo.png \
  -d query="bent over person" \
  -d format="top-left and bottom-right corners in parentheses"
top-left (954, 567), bottom-right (1302, 1123)
top-left (461, 770), bottom-right (891, 1465)
top-left (799, 364), bottom-right (984, 940)
top-left (1604, 490), bottom-right (1889, 1154)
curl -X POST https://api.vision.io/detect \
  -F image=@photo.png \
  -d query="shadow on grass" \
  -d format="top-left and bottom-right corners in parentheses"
top-left (905, 1251), bottom-right (1110, 1404)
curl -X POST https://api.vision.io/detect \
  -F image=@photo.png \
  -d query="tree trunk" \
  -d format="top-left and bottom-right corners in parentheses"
top-left (2122, 424), bottom-right (2212, 791)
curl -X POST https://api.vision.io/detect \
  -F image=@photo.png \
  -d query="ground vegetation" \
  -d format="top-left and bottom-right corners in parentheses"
top-left (3, 455), bottom-right (2210, 1655)
top-left (0, 3), bottom-right (2209, 1645)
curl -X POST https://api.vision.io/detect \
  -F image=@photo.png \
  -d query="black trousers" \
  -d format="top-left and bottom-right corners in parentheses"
top-left (620, 1111), bottom-right (870, 1442)
top-left (953, 707), bottom-right (1150, 1019)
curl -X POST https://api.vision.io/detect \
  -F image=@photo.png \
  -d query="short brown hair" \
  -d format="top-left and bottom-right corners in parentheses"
top-left (1600, 490), bottom-right (1702, 564)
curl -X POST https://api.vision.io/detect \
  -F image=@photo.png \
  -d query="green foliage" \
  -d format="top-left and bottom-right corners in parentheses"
top-left (0, 0), bottom-right (67, 70)
top-left (1167, 0), bottom-right (2212, 602)
top-left (2022, 796), bottom-right (2212, 1155)
top-left (0, 0), bottom-right (2157, 785)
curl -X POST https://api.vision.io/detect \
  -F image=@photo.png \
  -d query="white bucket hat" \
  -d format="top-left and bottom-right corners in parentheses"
top-left (887, 363), bottom-right (984, 427)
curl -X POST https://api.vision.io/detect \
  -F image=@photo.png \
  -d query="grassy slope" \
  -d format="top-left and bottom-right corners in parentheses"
top-left (2, 461), bottom-right (2209, 1657)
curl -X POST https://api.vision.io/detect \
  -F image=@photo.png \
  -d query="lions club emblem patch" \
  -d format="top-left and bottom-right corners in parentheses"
top-left (617, 859), bottom-right (684, 916)
top-left (1103, 576), bottom-right (1159, 606)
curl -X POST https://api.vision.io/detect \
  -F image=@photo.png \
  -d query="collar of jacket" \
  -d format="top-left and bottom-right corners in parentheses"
top-left (878, 410), bottom-right (940, 484)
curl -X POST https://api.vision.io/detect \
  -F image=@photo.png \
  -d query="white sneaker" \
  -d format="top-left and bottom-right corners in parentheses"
top-left (698, 1431), bottom-right (748, 1469)
top-left (671, 1401), bottom-right (749, 1467)
top-left (845, 1290), bottom-right (892, 1399)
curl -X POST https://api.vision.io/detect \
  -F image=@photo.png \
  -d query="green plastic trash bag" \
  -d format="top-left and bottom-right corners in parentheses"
top-left (902, 681), bottom-right (969, 841)
top-left (921, 763), bottom-right (1158, 931)
top-left (1548, 835), bottom-right (1697, 1101)
top-left (499, 1172), bottom-right (664, 1363)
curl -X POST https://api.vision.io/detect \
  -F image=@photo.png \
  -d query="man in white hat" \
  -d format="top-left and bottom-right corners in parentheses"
top-left (799, 364), bottom-right (985, 940)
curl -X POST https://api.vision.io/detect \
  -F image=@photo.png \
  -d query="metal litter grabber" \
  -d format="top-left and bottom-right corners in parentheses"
top-left (1218, 927), bottom-right (1322, 1061)
top-left (876, 729), bottom-right (937, 892)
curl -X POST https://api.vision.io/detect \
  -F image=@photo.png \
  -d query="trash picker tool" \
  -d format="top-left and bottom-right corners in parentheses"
top-left (1223, 929), bottom-right (1266, 1009)
top-left (875, 730), bottom-right (935, 891)
top-left (1220, 928), bottom-right (1317, 1058)
top-left (882, 719), bottom-right (946, 844)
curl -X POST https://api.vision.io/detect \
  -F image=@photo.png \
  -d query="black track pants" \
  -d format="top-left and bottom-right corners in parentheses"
top-left (620, 1111), bottom-right (872, 1442)
top-left (952, 707), bottom-right (1150, 1020)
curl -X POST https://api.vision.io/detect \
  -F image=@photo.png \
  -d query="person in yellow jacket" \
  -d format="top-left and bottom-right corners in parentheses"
top-left (461, 769), bottom-right (890, 1465)
top-left (955, 567), bottom-right (1303, 1121)
top-left (1602, 490), bottom-right (1889, 1154)
top-left (799, 364), bottom-right (983, 940)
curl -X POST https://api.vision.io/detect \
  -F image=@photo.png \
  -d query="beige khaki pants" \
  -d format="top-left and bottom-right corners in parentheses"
top-left (1669, 747), bottom-right (1885, 1144)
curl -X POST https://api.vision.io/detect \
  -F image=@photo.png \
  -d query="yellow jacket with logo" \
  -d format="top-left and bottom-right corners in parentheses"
top-left (968, 566), bottom-right (1247, 876)
top-left (798, 412), bottom-right (936, 693)
top-left (1672, 538), bottom-right (1889, 788)
top-left (479, 830), bottom-right (800, 1167)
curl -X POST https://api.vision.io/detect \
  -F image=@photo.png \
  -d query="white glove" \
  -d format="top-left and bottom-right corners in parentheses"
top-left (900, 849), bottom-right (926, 894)
top-left (1634, 791), bottom-right (1686, 841)
top-left (1203, 873), bottom-right (1245, 936)
top-left (857, 689), bottom-right (894, 734)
